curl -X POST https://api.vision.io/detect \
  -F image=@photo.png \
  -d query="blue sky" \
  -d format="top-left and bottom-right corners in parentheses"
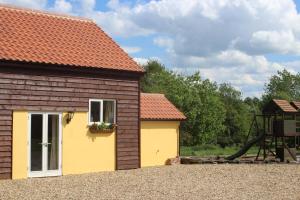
top-left (1, 0), bottom-right (300, 97)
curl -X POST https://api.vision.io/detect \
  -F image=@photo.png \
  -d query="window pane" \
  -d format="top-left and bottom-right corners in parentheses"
top-left (31, 114), bottom-right (43, 171)
top-left (90, 101), bottom-right (101, 122)
top-left (48, 115), bottom-right (59, 170)
top-left (103, 101), bottom-right (115, 123)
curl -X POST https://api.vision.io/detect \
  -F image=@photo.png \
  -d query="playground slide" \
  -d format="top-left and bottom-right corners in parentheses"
top-left (225, 132), bottom-right (265, 160)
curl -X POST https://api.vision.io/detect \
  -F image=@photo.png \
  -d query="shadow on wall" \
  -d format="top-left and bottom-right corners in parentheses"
top-left (86, 130), bottom-right (113, 142)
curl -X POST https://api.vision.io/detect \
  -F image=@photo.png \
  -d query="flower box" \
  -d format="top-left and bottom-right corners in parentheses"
top-left (88, 123), bottom-right (117, 134)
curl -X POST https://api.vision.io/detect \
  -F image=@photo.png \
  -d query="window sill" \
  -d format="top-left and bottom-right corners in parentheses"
top-left (88, 123), bottom-right (117, 134)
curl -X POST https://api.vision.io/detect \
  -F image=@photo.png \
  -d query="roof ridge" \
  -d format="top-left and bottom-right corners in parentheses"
top-left (0, 3), bottom-right (93, 23)
top-left (273, 99), bottom-right (287, 101)
top-left (141, 93), bottom-right (164, 96)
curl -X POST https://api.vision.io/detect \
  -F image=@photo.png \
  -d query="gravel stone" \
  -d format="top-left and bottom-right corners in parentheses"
top-left (0, 164), bottom-right (300, 200)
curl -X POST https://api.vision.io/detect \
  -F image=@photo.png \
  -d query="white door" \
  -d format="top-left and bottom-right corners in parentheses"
top-left (28, 113), bottom-right (62, 178)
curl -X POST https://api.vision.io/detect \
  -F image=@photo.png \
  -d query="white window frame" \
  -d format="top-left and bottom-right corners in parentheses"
top-left (88, 99), bottom-right (116, 125)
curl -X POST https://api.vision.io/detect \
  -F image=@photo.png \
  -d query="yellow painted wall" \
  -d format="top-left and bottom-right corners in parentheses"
top-left (12, 111), bottom-right (28, 179)
top-left (62, 112), bottom-right (115, 175)
top-left (12, 111), bottom-right (115, 179)
top-left (141, 121), bottom-right (180, 167)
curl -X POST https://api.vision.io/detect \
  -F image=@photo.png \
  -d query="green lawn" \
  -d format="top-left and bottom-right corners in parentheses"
top-left (180, 145), bottom-right (259, 157)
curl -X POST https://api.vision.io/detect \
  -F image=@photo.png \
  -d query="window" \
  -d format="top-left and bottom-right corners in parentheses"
top-left (89, 99), bottom-right (116, 124)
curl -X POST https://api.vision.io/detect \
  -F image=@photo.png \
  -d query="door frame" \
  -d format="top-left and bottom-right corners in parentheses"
top-left (27, 112), bottom-right (62, 178)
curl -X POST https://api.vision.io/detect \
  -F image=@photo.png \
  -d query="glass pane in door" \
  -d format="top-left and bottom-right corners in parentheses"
top-left (47, 115), bottom-right (59, 170)
top-left (30, 114), bottom-right (43, 171)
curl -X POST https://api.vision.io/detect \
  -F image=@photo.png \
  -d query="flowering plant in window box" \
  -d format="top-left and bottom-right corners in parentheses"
top-left (88, 122), bottom-right (117, 133)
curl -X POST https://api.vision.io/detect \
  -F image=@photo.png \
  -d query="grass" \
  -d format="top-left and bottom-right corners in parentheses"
top-left (180, 144), bottom-right (259, 157)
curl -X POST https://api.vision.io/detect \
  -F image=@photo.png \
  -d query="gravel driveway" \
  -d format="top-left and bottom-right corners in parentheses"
top-left (0, 164), bottom-right (300, 200)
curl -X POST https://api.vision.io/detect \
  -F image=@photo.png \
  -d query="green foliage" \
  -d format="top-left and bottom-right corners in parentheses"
top-left (180, 145), bottom-right (258, 157)
top-left (217, 83), bottom-right (252, 147)
top-left (263, 69), bottom-right (300, 104)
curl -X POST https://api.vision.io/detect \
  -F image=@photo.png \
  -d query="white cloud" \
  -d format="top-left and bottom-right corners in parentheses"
top-left (133, 56), bottom-right (161, 66)
top-left (121, 46), bottom-right (141, 54)
top-left (124, 0), bottom-right (300, 56)
top-left (79, 0), bottom-right (95, 12)
top-left (107, 0), bottom-right (121, 10)
top-left (249, 30), bottom-right (300, 54)
top-left (133, 57), bottom-right (148, 65)
top-left (86, 9), bottom-right (152, 37)
top-left (153, 37), bottom-right (174, 51)
top-left (170, 50), bottom-right (288, 97)
top-left (0, 0), bottom-right (47, 9)
top-left (51, 0), bottom-right (72, 13)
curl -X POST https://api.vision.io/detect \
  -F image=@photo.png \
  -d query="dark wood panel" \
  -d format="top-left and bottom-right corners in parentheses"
top-left (0, 157), bottom-right (11, 163)
top-left (0, 152), bottom-right (11, 157)
top-left (0, 162), bottom-right (11, 168)
top-left (117, 134), bottom-right (139, 139)
top-left (0, 78), bottom-right (139, 92)
top-left (0, 89), bottom-right (139, 101)
top-left (117, 143), bottom-right (139, 148)
top-left (0, 99), bottom-right (87, 108)
top-left (0, 95), bottom-right (139, 108)
top-left (0, 78), bottom-right (137, 92)
top-left (116, 138), bottom-right (139, 143)
top-left (117, 165), bottom-right (138, 170)
top-left (0, 127), bottom-right (11, 131)
top-left (117, 156), bottom-right (139, 161)
top-left (0, 173), bottom-right (11, 179)
top-left (117, 160), bottom-right (139, 166)
top-left (117, 126), bottom-right (139, 130)
top-left (0, 121), bottom-right (12, 126)
top-left (118, 104), bottom-right (139, 109)
top-left (0, 146), bottom-right (12, 152)
top-left (0, 131), bottom-right (12, 136)
top-left (0, 116), bottom-right (12, 120)
top-left (0, 136), bottom-right (12, 141)
top-left (0, 71), bottom-right (139, 85)
top-left (117, 117), bottom-right (139, 121)
top-left (10, 105), bottom-right (87, 112)
top-left (0, 110), bottom-right (12, 116)
top-left (0, 83), bottom-right (139, 96)
top-left (117, 113), bottom-right (139, 117)
top-left (116, 147), bottom-right (139, 152)
top-left (117, 122), bottom-right (139, 127)
top-left (117, 151), bottom-right (139, 157)
top-left (0, 167), bottom-right (11, 173)
top-left (0, 141), bottom-right (11, 146)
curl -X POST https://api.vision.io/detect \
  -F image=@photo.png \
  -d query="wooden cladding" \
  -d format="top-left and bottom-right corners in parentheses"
top-left (0, 111), bottom-right (12, 179)
top-left (0, 63), bottom-right (142, 179)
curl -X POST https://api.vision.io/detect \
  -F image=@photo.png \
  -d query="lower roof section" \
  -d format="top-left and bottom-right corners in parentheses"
top-left (141, 93), bottom-right (186, 121)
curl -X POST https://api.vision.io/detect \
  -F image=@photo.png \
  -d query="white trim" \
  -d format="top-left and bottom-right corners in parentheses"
top-left (28, 112), bottom-right (62, 178)
top-left (88, 99), bottom-right (116, 125)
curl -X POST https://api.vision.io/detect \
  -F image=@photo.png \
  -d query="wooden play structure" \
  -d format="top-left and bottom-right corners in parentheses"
top-left (227, 99), bottom-right (300, 162)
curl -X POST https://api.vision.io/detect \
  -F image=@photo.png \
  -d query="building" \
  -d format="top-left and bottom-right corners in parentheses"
top-left (0, 5), bottom-right (185, 179)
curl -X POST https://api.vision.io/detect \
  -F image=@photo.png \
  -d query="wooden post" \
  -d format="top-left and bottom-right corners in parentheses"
top-left (263, 115), bottom-right (266, 159)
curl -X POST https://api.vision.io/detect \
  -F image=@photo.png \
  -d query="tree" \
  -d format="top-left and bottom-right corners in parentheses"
top-left (263, 69), bottom-right (300, 104)
top-left (217, 83), bottom-right (251, 147)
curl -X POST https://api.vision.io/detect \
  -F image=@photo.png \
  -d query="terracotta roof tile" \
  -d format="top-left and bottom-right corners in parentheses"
top-left (0, 5), bottom-right (144, 73)
top-left (273, 99), bottom-right (298, 113)
top-left (141, 93), bottom-right (186, 120)
top-left (291, 101), bottom-right (300, 110)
